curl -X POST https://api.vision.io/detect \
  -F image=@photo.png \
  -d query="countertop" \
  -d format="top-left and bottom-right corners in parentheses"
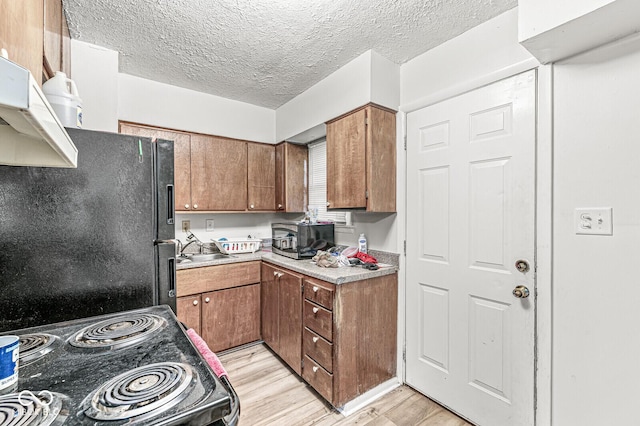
top-left (176, 251), bottom-right (398, 285)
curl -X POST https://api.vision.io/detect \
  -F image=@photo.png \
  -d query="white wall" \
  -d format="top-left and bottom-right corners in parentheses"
top-left (400, 8), bottom-right (537, 112)
top-left (70, 40), bottom-right (119, 133)
top-left (552, 34), bottom-right (640, 425)
top-left (276, 50), bottom-right (400, 142)
top-left (118, 74), bottom-right (276, 143)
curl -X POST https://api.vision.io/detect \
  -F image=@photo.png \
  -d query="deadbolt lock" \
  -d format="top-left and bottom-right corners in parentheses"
top-left (515, 259), bottom-right (530, 273)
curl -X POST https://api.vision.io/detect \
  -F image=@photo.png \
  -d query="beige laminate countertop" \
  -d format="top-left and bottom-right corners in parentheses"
top-left (176, 251), bottom-right (397, 285)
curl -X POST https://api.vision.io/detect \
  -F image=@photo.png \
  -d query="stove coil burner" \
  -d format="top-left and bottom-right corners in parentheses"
top-left (0, 391), bottom-right (64, 426)
top-left (19, 333), bottom-right (57, 365)
top-left (70, 313), bottom-right (166, 349)
top-left (84, 362), bottom-right (195, 421)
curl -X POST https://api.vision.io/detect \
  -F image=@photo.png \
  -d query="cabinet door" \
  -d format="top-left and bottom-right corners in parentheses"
top-left (261, 263), bottom-right (279, 351)
top-left (247, 143), bottom-right (275, 211)
top-left (43, 0), bottom-right (62, 77)
top-left (275, 143), bottom-right (285, 211)
top-left (177, 295), bottom-right (201, 335)
top-left (278, 269), bottom-right (304, 375)
top-left (201, 284), bottom-right (261, 353)
top-left (119, 123), bottom-right (192, 212)
top-left (326, 108), bottom-right (367, 209)
top-left (284, 143), bottom-right (308, 212)
top-left (61, 10), bottom-right (71, 77)
top-left (191, 135), bottom-right (247, 211)
top-left (0, 0), bottom-right (43, 85)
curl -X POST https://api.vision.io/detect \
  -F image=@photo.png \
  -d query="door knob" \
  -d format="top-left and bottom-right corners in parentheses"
top-left (515, 260), bottom-right (530, 273)
top-left (513, 285), bottom-right (530, 298)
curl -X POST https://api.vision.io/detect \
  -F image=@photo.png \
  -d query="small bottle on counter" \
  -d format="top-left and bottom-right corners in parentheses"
top-left (358, 233), bottom-right (367, 254)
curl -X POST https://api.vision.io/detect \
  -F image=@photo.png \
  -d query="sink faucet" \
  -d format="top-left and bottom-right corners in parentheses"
top-left (181, 232), bottom-right (203, 255)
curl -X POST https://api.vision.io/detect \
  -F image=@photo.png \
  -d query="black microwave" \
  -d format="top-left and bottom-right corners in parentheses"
top-left (271, 222), bottom-right (335, 259)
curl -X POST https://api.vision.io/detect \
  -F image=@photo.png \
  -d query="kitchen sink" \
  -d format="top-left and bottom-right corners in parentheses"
top-left (179, 253), bottom-right (235, 263)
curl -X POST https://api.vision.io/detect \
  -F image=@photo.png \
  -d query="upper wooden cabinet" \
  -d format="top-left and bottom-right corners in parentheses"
top-left (43, 0), bottom-right (62, 77)
top-left (191, 135), bottom-right (247, 211)
top-left (326, 104), bottom-right (396, 212)
top-left (119, 122), bottom-right (192, 212)
top-left (275, 142), bottom-right (308, 212)
top-left (247, 143), bottom-right (275, 211)
top-left (0, 0), bottom-right (44, 84)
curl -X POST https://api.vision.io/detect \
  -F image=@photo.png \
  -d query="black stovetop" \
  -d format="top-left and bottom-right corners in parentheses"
top-left (0, 305), bottom-right (231, 425)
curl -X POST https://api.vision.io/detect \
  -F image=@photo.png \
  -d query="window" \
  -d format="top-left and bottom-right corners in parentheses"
top-left (308, 139), bottom-right (350, 225)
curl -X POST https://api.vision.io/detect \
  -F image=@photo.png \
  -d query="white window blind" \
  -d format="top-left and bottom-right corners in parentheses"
top-left (308, 139), bottom-right (349, 225)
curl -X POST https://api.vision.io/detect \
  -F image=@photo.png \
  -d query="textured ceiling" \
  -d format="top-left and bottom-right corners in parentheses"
top-left (63, 0), bottom-right (516, 109)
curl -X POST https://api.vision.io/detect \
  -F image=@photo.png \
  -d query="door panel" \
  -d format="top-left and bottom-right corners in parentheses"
top-left (406, 70), bottom-right (536, 426)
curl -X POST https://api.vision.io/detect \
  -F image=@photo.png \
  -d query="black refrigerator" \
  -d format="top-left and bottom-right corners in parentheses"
top-left (0, 128), bottom-right (177, 332)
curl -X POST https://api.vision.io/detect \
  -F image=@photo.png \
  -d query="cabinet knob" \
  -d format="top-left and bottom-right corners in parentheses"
top-left (273, 271), bottom-right (278, 277)
top-left (312, 286), bottom-right (318, 293)
top-left (250, 204), bottom-right (254, 209)
top-left (277, 204), bottom-right (283, 209)
top-left (312, 366), bottom-right (319, 373)
top-left (312, 307), bottom-right (319, 314)
top-left (185, 204), bottom-right (190, 209)
top-left (193, 300), bottom-right (198, 306)
top-left (326, 202), bottom-right (331, 207)
top-left (205, 297), bottom-right (210, 303)
top-left (277, 272), bottom-right (283, 278)
top-left (193, 204), bottom-right (198, 209)
top-left (312, 336), bottom-right (319, 343)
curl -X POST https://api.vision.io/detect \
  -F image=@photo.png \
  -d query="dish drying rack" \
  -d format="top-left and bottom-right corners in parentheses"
top-left (212, 238), bottom-right (262, 254)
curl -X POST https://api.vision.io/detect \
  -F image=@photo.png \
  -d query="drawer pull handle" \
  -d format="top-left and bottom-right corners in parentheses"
top-left (312, 336), bottom-right (319, 343)
top-left (312, 307), bottom-right (319, 314)
top-left (312, 366), bottom-right (319, 373)
top-left (312, 286), bottom-right (319, 293)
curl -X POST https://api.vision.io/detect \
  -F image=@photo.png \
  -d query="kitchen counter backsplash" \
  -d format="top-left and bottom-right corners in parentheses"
top-left (176, 249), bottom-right (399, 285)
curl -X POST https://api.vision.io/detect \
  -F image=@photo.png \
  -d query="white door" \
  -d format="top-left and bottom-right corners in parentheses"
top-left (405, 71), bottom-right (536, 426)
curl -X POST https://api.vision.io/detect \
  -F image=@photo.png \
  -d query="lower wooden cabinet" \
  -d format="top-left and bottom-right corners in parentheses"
top-left (261, 263), bottom-right (303, 374)
top-left (262, 262), bottom-right (398, 407)
top-left (177, 261), bottom-right (261, 352)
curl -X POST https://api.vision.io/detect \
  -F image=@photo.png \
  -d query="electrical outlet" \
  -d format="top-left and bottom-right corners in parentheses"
top-left (206, 219), bottom-right (215, 232)
top-left (182, 220), bottom-right (190, 232)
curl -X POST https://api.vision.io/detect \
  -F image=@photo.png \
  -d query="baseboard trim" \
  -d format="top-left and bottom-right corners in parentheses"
top-left (337, 377), bottom-right (402, 417)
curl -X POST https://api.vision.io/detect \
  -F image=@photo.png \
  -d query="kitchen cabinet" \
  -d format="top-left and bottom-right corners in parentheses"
top-left (247, 142), bottom-right (275, 211)
top-left (261, 261), bottom-right (398, 407)
top-left (0, 0), bottom-right (70, 84)
top-left (118, 122), bottom-right (192, 212)
top-left (0, 0), bottom-right (44, 84)
top-left (176, 294), bottom-right (201, 335)
top-left (326, 104), bottom-right (396, 212)
top-left (177, 261), bottom-right (261, 352)
top-left (190, 134), bottom-right (247, 211)
top-left (261, 263), bottom-right (303, 374)
top-left (275, 142), bottom-right (308, 212)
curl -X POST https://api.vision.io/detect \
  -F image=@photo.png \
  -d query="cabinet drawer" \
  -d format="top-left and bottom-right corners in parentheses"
top-left (303, 327), bottom-right (333, 373)
top-left (304, 279), bottom-right (334, 310)
top-left (304, 300), bottom-right (333, 342)
top-left (177, 261), bottom-right (261, 296)
top-left (303, 355), bottom-right (333, 403)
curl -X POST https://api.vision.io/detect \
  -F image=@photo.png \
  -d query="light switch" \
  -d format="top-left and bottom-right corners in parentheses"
top-left (206, 219), bottom-right (215, 232)
top-left (575, 207), bottom-right (613, 235)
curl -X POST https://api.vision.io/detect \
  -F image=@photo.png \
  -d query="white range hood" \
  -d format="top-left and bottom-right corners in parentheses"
top-left (0, 57), bottom-right (78, 168)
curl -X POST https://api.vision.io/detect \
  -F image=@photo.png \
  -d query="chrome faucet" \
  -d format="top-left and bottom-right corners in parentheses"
top-left (180, 232), bottom-right (203, 255)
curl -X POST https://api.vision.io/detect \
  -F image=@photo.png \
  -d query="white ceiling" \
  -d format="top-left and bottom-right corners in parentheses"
top-left (63, 0), bottom-right (516, 109)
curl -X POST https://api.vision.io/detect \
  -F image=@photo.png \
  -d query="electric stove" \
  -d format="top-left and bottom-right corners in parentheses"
top-left (0, 305), bottom-right (237, 425)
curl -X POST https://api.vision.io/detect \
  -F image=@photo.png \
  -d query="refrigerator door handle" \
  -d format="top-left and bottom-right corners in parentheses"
top-left (168, 257), bottom-right (176, 298)
top-left (166, 184), bottom-right (175, 225)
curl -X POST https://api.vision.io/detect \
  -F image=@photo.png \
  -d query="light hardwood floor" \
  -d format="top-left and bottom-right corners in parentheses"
top-left (218, 344), bottom-right (472, 426)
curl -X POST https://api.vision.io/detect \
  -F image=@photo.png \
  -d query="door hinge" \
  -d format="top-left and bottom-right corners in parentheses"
top-left (402, 344), bottom-right (406, 362)
top-left (404, 135), bottom-right (407, 150)
top-left (365, 190), bottom-right (369, 199)
top-left (365, 116), bottom-right (369, 126)
top-left (301, 283), bottom-right (304, 293)
top-left (403, 240), bottom-right (406, 256)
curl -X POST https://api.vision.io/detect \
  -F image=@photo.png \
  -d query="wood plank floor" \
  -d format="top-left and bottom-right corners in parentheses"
top-left (218, 344), bottom-right (472, 426)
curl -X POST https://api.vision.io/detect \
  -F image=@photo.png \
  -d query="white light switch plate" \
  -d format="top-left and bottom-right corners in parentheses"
top-left (574, 207), bottom-right (613, 235)
top-left (205, 219), bottom-right (215, 232)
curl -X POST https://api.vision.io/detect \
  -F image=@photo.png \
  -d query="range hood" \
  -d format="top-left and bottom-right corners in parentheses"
top-left (0, 56), bottom-right (78, 168)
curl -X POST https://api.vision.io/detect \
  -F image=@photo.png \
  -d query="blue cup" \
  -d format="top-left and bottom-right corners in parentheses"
top-left (0, 336), bottom-right (19, 392)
